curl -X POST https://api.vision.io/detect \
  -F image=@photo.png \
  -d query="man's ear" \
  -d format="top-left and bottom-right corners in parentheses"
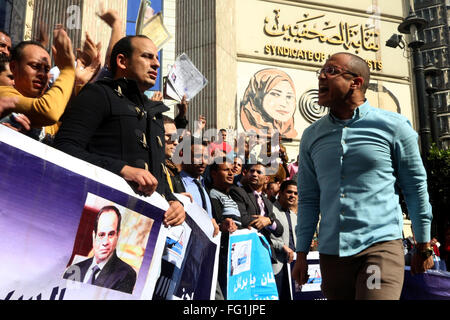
top-left (116, 53), bottom-right (128, 72)
top-left (351, 76), bottom-right (364, 90)
top-left (9, 60), bottom-right (17, 74)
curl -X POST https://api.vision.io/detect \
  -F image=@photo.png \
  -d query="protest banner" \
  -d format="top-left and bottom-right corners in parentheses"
top-left (291, 251), bottom-right (326, 300)
top-left (150, 196), bottom-right (221, 300)
top-left (0, 127), bottom-right (218, 300)
top-left (401, 267), bottom-right (450, 300)
top-left (227, 229), bottom-right (278, 300)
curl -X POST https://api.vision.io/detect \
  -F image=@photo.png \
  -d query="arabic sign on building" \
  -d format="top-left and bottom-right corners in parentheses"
top-left (236, 0), bottom-right (410, 78)
top-left (236, 61), bottom-right (414, 142)
top-left (264, 9), bottom-right (381, 52)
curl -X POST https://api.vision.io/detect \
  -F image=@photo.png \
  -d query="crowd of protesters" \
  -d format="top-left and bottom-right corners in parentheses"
top-left (0, 7), bottom-right (305, 300)
top-left (0, 4), bottom-right (448, 301)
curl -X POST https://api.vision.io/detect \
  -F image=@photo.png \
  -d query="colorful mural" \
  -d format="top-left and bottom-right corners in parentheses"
top-left (237, 62), bottom-right (413, 142)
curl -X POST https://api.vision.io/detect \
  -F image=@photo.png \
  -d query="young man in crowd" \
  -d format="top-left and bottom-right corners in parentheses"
top-left (209, 157), bottom-right (243, 299)
top-left (229, 163), bottom-right (283, 252)
top-left (271, 180), bottom-right (298, 299)
top-left (0, 30), bottom-right (11, 58)
top-left (0, 27), bottom-right (75, 133)
top-left (54, 35), bottom-right (185, 227)
top-left (170, 136), bottom-right (219, 235)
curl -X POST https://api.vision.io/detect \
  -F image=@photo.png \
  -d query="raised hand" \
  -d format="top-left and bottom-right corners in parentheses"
top-left (177, 94), bottom-right (189, 117)
top-left (52, 25), bottom-right (75, 69)
top-left (76, 32), bottom-right (101, 67)
top-left (75, 38), bottom-right (102, 86)
top-left (97, 2), bottom-right (121, 28)
top-left (151, 91), bottom-right (163, 101)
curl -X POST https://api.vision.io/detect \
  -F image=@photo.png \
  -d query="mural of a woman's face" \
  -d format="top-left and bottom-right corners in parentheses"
top-left (262, 80), bottom-right (296, 122)
top-left (240, 68), bottom-right (298, 139)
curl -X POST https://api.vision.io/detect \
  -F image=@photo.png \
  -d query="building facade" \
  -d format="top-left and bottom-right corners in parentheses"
top-left (415, 0), bottom-right (450, 148)
top-left (176, 0), bottom-right (417, 160)
top-left (0, 0), bottom-right (27, 45)
top-left (1, 1), bottom-right (424, 158)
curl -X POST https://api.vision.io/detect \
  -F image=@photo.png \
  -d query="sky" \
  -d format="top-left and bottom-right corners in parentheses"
top-left (127, 0), bottom-right (162, 36)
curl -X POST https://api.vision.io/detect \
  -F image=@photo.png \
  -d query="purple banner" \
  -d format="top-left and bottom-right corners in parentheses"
top-left (0, 129), bottom-right (168, 300)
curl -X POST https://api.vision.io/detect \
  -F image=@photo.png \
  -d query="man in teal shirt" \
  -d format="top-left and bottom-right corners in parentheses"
top-left (292, 52), bottom-right (434, 300)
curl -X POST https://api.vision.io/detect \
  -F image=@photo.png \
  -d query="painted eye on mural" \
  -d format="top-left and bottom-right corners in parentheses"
top-left (298, 89), bottom-right (328, 123)
top-left (268, 90), bottom-right (281, 97)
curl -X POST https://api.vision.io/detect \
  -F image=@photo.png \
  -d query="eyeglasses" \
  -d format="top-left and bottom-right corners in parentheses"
top-left (316, 66), bottom-right (359, 78)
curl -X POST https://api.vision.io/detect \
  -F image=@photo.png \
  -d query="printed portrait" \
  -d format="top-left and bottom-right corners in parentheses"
top-left (62, 193), bottom-right (154, 295)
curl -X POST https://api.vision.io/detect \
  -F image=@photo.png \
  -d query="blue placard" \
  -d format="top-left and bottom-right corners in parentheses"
top-left (227, 229), bottom-right (279, 300)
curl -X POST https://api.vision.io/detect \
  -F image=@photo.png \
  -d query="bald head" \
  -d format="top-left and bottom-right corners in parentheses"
top-left (331, 52), bottom-right (370, 93)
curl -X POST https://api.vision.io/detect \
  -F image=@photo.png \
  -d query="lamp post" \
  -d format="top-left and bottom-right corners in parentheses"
top-left (398, 8), bottom-right (431, 155)
top-left (424, 61), bottom-right (442, 147)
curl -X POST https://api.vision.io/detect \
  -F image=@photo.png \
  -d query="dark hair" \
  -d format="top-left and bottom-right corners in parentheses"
top-left (10, 41), bottom-right (47, 62)
top-left (0, 54), bottom-right (9, 73)
top-left (267, 181), bottom-right (277, 187)
top-left (93, 205), bottom-right (122, 235)
top-left (162, 114), bottom-right (175, 125)
top-left (0, 29), bottom-right (10, 38)
top-left (209, 156), bottom-right (231, 172)
top-left (110, 35), bottom-right (149, 75)
top-left (280, 179), bottom-right (297, 193)
top-left (249, 162), bottom-right (266, 169)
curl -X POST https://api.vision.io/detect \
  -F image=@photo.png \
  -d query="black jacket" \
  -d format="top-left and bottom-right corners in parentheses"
top-left (54, 78), bottom-right (174, 200)
top-left (63, 251), bottom-right (136, 294)
top-left (228, 185), bottom-right (283, 240)
top-left (170, 173), bottom-right (186, 194)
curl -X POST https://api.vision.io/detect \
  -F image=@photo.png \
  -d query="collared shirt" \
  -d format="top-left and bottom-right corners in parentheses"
top-left (253, 190), bottom-right (278, 231)
top-left (287, 162), bottom-right (299, 180)
top-left (296, 100), bottom-right (432, 257)
top-left (83, 254), bottom-right (112, 283)
top-left (179, 170), bottom-right (213, 218)
top-left (285, 209), bottom-right (296, 251)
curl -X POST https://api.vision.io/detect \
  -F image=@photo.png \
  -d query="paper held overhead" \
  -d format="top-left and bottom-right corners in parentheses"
top-left (163, 73), bottom-right (181, 101)
top-left (164, 53), bottom-right (208, 101)
top-left (141, 12), bottom-right (172, 50)
top-left (135, 1), bottom-right (171, 51)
